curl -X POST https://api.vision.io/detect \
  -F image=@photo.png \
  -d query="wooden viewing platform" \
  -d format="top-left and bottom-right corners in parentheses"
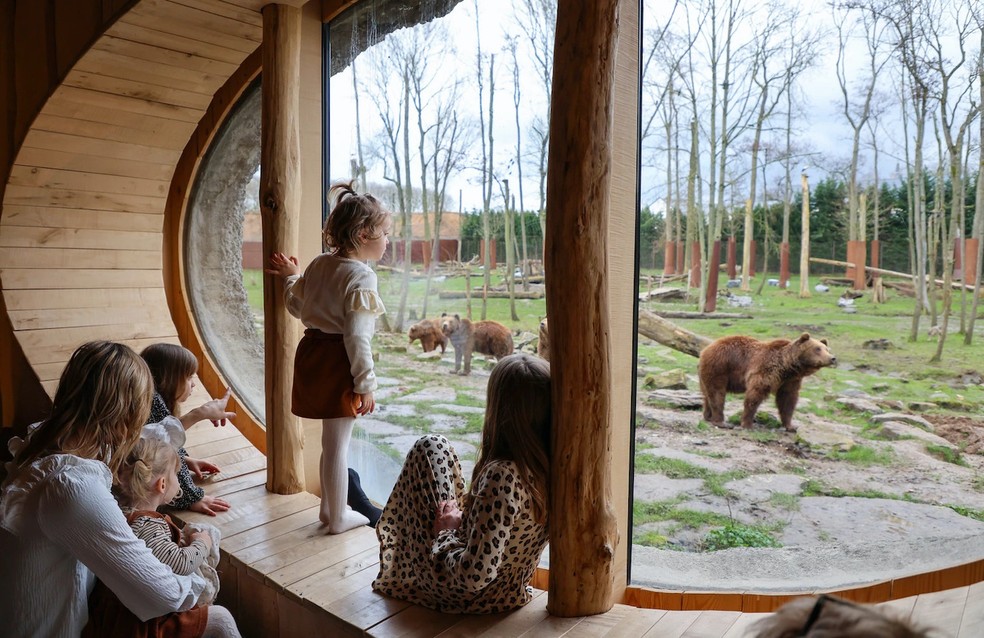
top-left (177, 421), bottom-right (984, 638)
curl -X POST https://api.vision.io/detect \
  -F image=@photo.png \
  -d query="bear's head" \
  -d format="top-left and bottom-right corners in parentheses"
top-left (794, 333), bottom-right (836, 371)
top-left (440, 313), bottom-right (461, 337)
top-left (408, 323), bottom-right (425, 342)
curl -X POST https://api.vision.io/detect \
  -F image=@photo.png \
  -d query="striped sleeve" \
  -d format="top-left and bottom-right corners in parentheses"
top-left (130, 516), bottom-right (208, 576)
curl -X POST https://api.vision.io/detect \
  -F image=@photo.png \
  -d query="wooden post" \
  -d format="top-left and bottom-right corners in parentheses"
top-left (779, 242), bottom-right (790, 288)
top-left (726, 236), bottom-right (737, 279)
top-left (261, 4), bottom-right (304, 495)
top-left (965, 238), bottom-right (978, 286)
top-left (848, 240), bottom-right (867, 289)
top-left (676, 240), bottom-right (685, 274)
top-left (689, 241), bottom-right (701, 288)
top-left (704, 240), bottom-right (720, 313)
top-left (545, 0), bottom-right (619, 617)
top-left (870, 239), bottom-right (880, 270)
top-left (799, 173), bottom-right (811, 298)
top-left (664, 240), bottom-right (676, 275)
top-left (740, 198), bottom-right (753, 290)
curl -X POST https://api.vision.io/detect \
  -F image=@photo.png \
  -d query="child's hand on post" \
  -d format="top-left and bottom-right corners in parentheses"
top-left (265, 252), bottom-right (300, 277)
top-left (355, 391), bottom-right (375, 415)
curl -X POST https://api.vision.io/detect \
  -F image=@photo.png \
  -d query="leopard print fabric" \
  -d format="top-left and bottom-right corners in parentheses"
top-left (373, 435), bottom-right (548, 614)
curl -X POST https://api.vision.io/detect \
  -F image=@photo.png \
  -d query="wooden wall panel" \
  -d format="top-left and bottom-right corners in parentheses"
top-left (0, 0), bottom-right (265, 428)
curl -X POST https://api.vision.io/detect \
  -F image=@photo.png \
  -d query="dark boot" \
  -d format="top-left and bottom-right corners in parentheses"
top-left (347, 468), bottom-right (382, 528)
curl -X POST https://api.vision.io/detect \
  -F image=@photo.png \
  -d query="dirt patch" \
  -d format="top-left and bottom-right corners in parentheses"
top-left (929, 414), bottom-right (984, 455)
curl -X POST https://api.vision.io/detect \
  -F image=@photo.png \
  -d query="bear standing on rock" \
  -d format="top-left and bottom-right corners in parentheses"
top-left (439, 313), bottom-right (514, 375)
top-left (698, 333), bottom-right (836, 431)
top-left (407, 318), bottom-right (449, 353)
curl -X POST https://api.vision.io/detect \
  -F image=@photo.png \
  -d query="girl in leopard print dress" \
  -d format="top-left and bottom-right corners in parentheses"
top-left (373, 353), bottom-right (550, 613)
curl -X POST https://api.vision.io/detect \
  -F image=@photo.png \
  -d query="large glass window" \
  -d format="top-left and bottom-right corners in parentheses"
top-left (326, 0), bottom-right (556, 508)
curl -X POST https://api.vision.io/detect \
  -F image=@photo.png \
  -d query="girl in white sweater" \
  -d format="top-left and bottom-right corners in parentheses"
top-left (0, 341), bottom-right (206, 638)
top-left (266, 182), bottom-right (390, 534)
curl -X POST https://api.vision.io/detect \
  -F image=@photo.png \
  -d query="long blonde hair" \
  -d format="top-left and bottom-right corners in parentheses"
top-left (140, 343), bottom-right (197, 415)
top-left (13, 341), bottom-right (153, 478)
top-left (470, 354), bottom-right (551, 523)
top-left (323, 181), bottom-right (390, 257)
top-left (115, 435), bottom-right (180, 508)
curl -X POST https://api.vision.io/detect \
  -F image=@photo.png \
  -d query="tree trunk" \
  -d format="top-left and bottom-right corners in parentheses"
top-left (638, 310), bottom-right (711, 357)
top-left (545, 0), bottom-right (618, 616)
top-left (260, 3), bottom-right (303, 495)
top-left (799, 173), bottom-right (811, 298)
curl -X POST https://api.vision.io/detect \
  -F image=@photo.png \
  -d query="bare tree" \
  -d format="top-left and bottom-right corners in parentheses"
top-left (834, 2), bottom-right (892, 244)
top-left (514, 0), bottom-right (555, 253)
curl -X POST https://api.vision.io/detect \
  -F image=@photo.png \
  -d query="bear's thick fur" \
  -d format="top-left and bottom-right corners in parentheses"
top-left (407, 318), bottom-right (448, 353)
top-left (439, 313), bottom-right (514, 375)
top-left (698, 332), bottom-right (836, 431)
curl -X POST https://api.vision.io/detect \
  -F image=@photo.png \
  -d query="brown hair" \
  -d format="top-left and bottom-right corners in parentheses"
top-left (323, 181), bottom-right (390, 257)
top-left (140, 343), bottom-right (198, 415)
top-left (750, 595), bottom-right (929, 638)
top-left (115, 434), bottom-right (180, 508)
top-left (13, 341), bottom-right (153, 479)
top-left (470, 353), bottom-right (551, 523)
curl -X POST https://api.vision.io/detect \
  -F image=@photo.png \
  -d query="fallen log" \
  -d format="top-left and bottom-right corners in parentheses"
top-left (438, 290), bottom-right (544, 299)
top-left (810, 257), bottom-right (976, 291)
top-left (656, 311), bottom-right (751, 319)
top-left (638, 309), bottom-right (711, 357)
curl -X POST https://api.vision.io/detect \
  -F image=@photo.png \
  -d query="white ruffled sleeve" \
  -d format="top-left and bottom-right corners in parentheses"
top-left (342, 267), bottom-right (385, 395)
top-left (346, 288), bottom-right (386, 315)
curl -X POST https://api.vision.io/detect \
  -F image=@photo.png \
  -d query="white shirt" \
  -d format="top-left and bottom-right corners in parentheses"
top-left (0, 450), bottom-right (204, 638)
top-left (284, 254), bottom-right (386, 394)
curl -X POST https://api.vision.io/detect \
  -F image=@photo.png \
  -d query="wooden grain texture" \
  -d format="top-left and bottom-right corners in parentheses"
top-left (544, 0), bottom-right (620, 617)
top-left (260, 3), bottom-right (304, 494)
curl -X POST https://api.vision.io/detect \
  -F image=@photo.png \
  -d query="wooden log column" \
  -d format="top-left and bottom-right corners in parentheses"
top-left (545, 0), bottom-right (620, 617)
top-left (261, 3), bottom-right (304, 495)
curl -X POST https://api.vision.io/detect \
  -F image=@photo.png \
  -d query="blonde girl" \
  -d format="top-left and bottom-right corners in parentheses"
top-left (0, 341), bottom-right (204, 638)
top-left (266, 181), bottom-right (390, 534)
top-left (84, 433), bottom-right (241, 638)
top-left (373, 353), bottom-right (551, 613)
top-left (140, 343), bottom-right (235, 516)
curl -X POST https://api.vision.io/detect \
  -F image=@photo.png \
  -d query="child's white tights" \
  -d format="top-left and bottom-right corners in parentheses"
top-left (321, 417), bottom-right (370, 533)
top-left (203, 604), bottom-right (241, 638)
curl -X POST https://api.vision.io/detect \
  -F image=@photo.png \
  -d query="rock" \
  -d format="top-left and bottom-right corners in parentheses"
top-left (416, 349), bottom-right (443, 360)
top-left (643, 369), bottom-right (689, 390)
top-left (862, 339), bottom-right (892, 350)
top-left (870, 412), bottom-right (934, 431)
top-left (907, 401), bottom-right (937, 412)
top-left (841, 306), bottom-right (858, 313)
top-left (634, 475), bottom-right (705, 502)
top-left (835, 397), bottom-right (884, 414)
top-left (767, 279), bottom-right (780, 286)
top-left (638, 447), bottom-right (733, 472)
top-left (727, 295), bottom-right (753, 308)
top-left (726, 279), bottom-right (741, 288)
top-left (815, 284), bottom-right (829, 292)
top-left (644, 389), bottom-right (705, 410)
top-left (837, 297), bottom-right (854, 307)
top-left (879, 421), bottom-right (957, 450)
top-left (871, 383), bottom-right (890, 392)
top-left (724, 474), bottom-right (806, 502)
top-left (796, 420), bottom-right (856, 450)
top-left (392, 386), bottom-right (458, 403)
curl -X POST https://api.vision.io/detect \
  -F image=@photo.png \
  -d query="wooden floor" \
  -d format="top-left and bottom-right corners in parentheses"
top-left (176, 421), bottom-right (983, 637)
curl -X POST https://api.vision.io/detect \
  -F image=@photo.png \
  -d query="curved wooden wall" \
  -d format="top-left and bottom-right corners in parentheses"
top-left (0, 0), bottom-right (280, 428)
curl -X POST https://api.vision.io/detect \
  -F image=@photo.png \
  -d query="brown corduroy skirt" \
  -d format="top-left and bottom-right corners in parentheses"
top-left (291, 328), bottom-right (358, 419)
top-left (83, 581), bottom-right (208, 638)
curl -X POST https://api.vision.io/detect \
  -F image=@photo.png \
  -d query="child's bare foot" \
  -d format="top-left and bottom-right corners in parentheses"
top-left (324, 508), bottom-right (370, 534)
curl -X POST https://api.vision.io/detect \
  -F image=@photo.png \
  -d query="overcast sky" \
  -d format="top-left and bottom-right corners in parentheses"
top-left (326, 0), bottom-right (979, 215)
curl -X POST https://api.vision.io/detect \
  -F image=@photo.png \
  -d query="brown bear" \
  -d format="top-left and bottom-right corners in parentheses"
top-left (697, 333), bottom-right (836, 431)
top-left (439, 313), bottom-right (514, 375)
top-left (407, 318), bottom-right (448, 353)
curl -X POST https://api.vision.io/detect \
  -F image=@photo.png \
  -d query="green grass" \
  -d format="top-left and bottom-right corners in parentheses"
top-left (769, 492), bottom-right (801, 511)
top-left (800, 479), bottom-right (906, 501)
top-left (633, 499), bottom-right (732, 529)
top-left (702, 524), bottom-right (782, 551)
top-left (828, 444), bottom-right (895, 467)
top-left (925, 444), bottom-right (968, 466)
